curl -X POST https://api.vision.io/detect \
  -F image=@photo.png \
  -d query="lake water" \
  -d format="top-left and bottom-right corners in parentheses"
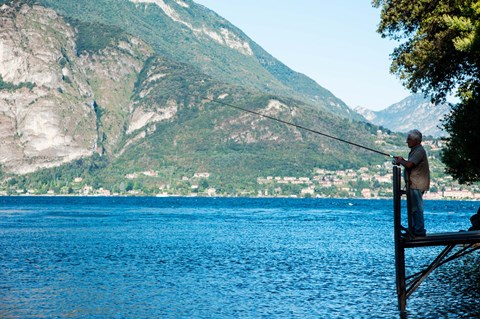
top-left (1, 196), bottom-right (479, 318)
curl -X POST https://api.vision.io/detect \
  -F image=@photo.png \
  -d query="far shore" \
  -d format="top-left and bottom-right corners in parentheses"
top-left (0, 194), bottom-right (478, 201)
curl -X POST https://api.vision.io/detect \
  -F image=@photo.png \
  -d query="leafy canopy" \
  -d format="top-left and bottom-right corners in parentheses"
top-left (373, 0), bottom-right (480, 183)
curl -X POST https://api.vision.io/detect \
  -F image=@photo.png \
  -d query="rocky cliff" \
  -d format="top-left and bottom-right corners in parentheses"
top-left (0, 3), bottom-right (162, 173)
top-left (0, 4), bottom-right (97, 173)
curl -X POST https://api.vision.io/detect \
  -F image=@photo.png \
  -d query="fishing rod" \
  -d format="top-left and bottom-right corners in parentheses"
top-left (204, 97), bottom-right (394, 158)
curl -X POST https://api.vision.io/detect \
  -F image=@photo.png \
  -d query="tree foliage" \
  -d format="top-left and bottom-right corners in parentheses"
top-left (0, 75), bottom-right (35, 91)
top-left (65, 18), bottom-right (125, 54)
top-left (373, 0), bottom-right (480, 183)
top-left (441, 87), bottom-right (480, 183)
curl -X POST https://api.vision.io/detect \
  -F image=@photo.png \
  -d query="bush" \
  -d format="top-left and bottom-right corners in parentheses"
top-left (66, 18), bottom-right (125, 54)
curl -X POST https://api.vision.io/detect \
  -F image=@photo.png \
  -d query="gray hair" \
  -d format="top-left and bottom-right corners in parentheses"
top-left (407, 129), bottom-right (422, 142)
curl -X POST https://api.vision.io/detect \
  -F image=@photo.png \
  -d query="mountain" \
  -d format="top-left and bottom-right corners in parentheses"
top-left (0, 0), bottom-right (403, 196)
top-left (36, 0), bottom-right (363, 121)
top-left (354, 95), bottom-right (450, 137)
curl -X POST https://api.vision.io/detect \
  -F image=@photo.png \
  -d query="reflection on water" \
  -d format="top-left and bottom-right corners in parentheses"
top-left (402, 253), bottom-right (480, 319)
top-left (0, 197), bottom-right (479, 318)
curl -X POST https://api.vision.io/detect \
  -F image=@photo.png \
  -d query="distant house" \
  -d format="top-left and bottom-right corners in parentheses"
top-left (361, 188), bottom-right (372, 198)
top-left (194, 172), bottom-right (210, 178)
top-left (82, 185), bottom-right (93, 195)
top-left (443, 190), bottom-right (473, 199)
top-left (97, 188), bottom-right (111, 196)
top-left (142, 170), bottom-right (158, 177)
top-left (206, 188), bottom-right (216, 196)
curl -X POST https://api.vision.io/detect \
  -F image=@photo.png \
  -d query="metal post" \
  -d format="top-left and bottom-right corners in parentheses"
top-left (393, 166), bottom-right (406, 312)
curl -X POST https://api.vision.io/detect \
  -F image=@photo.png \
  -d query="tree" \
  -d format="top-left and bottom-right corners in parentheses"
top-left (373, 0), bottom-right (480, 183)
top-left (441, 89), bottom-right (480, 183)
top-left (199, 178), bottom-right (209, 191)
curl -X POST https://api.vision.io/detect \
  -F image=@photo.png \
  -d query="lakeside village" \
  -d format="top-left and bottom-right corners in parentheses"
top-left (2, 161), bottom-right (479, 201)
top-left (2, 170), bottom-right (478, 199)
top-left (1, 136), bottom-right (478, 199)
top-left (2, 165), bottom-right (478, 199)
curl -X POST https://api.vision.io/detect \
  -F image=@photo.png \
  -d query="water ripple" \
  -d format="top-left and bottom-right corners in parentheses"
top-left (1, 197), bottom-right (479, 318)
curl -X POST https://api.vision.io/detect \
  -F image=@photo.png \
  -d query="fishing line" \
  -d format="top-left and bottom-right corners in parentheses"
top-left (204, 97), bottom-right (394, 158)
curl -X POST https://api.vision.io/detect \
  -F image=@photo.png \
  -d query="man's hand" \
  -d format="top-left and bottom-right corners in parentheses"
top-left (394, 156), bottom-right (405, 166)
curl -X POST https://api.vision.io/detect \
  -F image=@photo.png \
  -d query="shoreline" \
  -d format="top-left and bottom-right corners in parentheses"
top-left (0, 194), bottom-right (478, 201)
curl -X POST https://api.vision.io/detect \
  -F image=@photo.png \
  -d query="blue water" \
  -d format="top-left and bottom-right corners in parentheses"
top-left (1, 197), bottom-right (479, 318)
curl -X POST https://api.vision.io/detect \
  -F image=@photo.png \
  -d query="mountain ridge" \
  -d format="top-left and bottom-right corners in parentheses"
top-left (354, 94), bottom-right (450, 137)
top-left (37, 0), bottom-right (363, 120)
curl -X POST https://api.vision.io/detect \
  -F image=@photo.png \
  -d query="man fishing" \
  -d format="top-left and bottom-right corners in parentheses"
top-left (394, 129), bottom-right (430, 237)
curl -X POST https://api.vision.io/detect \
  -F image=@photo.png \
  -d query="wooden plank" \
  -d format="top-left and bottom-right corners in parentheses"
top-left (403, 231), bottom-right (480, 248)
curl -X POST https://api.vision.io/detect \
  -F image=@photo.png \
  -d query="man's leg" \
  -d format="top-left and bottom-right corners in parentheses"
top-left (409, 188), bottom-right (426, 236)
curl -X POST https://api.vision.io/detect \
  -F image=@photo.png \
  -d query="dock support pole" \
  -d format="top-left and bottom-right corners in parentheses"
top-left (393, 166), bottom-right (406, 312)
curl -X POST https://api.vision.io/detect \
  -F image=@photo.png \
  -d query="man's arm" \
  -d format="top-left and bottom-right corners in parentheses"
top-left (395, 156), bottom-right (415, 169)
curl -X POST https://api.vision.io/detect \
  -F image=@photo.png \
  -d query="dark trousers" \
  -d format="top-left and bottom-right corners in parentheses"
top-left (408, 188), bottom-right (426, 236)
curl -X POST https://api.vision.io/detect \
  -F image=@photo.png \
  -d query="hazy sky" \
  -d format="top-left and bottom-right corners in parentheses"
top-left (193, 0), bottom-right (411, 111)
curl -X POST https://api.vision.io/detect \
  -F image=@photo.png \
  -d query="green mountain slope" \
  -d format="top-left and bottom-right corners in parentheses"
top-left (23, 55), bottom-right (396, 195)
top-left (37, 0), bottom-right (362, 120)
top-left (109, 54), bottom-right (391, 191)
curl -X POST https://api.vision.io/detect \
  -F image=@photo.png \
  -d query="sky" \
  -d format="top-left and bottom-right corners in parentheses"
top-left (193, 0), bottom-right (411, 111)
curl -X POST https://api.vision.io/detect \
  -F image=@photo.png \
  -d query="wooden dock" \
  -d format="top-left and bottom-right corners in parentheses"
top-left (392, 165), bottom-right (480, 313)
